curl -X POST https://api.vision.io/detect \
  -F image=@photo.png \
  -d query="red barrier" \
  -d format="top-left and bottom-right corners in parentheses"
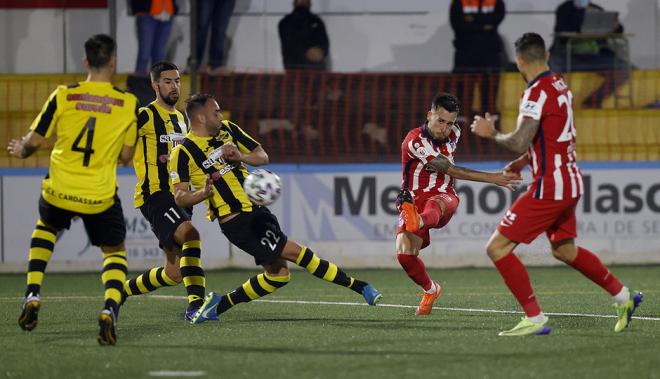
top-left (202, 71), bottom-right (518, 163)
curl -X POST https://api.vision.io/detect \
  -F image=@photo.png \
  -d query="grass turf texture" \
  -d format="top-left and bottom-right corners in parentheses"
top-left (1, 266), bottom-right (658, 379)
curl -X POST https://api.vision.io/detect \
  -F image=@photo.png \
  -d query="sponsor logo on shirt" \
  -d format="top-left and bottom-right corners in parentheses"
top-left (159, 133), bottom-right (186, 145)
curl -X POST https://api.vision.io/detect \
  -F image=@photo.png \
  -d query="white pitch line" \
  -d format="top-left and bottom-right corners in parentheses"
top-left (148, 371), bottom-right (207, 377)
top-left (252, 298), bottom-right (660, 321)
top-left (2, 294), bottom-right (656, 322)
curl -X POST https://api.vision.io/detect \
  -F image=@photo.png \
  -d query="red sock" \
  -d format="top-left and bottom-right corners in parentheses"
top-left (569, 247), bottom-right (623, 296)
top-left (494, 252), bottom-right (541, 317)
top-left (397, 254), bottom-right (433, 291)
top-left (420, 200), bottom-right (442, 227)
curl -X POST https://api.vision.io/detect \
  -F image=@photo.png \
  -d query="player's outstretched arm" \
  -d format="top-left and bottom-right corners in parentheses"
top-left (504, 153), bottom-right (530, 176)
top-left (221, 144), bottom-right (269, 166)
top-left (427, 155), bottom-right (522, 191)
top-left (173, 179), bottom-right (213, 208)
top-left (7, 131), bottom-right (44, 159)
top-left (470, 112), bottom-right (540, 154)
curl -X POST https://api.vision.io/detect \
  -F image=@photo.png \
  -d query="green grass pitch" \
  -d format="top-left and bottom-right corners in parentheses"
top-left (1, 266), bottom-right (658, 379)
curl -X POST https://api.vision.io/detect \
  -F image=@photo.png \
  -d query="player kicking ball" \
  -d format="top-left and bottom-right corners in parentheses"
top-left (396, 93), bottom-right (521, 316)
top-left (167, 94), bottom-right (382, 324)
top-left (471, 32), bottom-right (642, 336)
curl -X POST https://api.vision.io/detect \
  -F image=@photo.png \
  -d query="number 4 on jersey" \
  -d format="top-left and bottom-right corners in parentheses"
top-left (71, 116), bottom-right (96, 166)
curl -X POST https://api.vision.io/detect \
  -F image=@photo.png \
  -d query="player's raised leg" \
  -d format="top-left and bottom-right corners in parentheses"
top-left (18, 218), bottom-right (59, 331)
top-left (396, 191), bottom-right (457, 315)
top-left (487, 231), bottom-right (550, 336)
top-left (283, 241), bottom-right (382, 305)
top-left (551, 239), bottom-right (643, 332)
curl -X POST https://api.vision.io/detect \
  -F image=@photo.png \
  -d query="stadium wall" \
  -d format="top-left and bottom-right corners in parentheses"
top-left (0, 162), bottom-right (658, 273)
top-left (0, 0), bottom-right (658, 73)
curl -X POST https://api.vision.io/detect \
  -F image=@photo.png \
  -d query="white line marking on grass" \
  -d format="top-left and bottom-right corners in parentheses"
top-left (148, 371), bottom-right (207, 377)
top-left (252, 298), bottom-right (660, 321)
top-left (2, 295), bottom-right (658, 321)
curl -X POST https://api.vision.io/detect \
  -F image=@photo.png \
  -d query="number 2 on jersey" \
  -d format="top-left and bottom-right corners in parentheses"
top-left (71, 116), bottom-right (96, 166)
top-left (556, 92), bottom-right (576, 142)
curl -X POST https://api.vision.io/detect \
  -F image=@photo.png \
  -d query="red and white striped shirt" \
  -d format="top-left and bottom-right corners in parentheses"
top-left (519, 71), bottom-right (584, 200)
top-left (401, 123), bottom-right (461, 198)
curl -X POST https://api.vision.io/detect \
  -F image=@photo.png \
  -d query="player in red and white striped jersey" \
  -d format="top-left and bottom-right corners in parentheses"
top-left (396, 93), bottom-right (521, 316)
top-left (471, 32), bottom-right (642, 336)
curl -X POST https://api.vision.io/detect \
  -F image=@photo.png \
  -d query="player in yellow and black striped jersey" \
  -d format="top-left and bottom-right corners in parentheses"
top-left (169, 94), bottom-right (383, 323)
top-left (7, 34), bottom-right (135, 345)
top-left (123, 62), bottom-right (213, 321)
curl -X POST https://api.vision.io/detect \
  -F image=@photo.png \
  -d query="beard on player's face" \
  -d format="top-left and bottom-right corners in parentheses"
top-left (158, 85), bottom-right (179, 106)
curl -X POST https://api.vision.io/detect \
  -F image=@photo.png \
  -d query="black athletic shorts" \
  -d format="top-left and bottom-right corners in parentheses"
top-left (140, 191), bottom-right (191, 251)
top-left (38, 195), bottom-right (126, 247)
top-left (220, 206), bottom-right (288, 266)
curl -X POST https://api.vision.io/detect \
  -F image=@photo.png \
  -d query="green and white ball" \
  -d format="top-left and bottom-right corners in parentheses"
top-left (243, 169), bottom-right (282, 206)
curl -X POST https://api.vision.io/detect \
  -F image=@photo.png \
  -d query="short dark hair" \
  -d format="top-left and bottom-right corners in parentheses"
top-left (185, 93), bottom-right (216, 117)
top-left (84, 34), bottom-right (116, 69)
top-left (150, 61), bottom-right (179, 81)
top-left (431, 93), bottom-right (460, 114)
top-left (514, 33), bottom-right (547, 63)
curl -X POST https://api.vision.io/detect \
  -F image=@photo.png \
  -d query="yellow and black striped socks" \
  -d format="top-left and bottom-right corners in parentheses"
top-left (216, 272), bottom-right (290, 314)
top-left (295, 246), bottom-right (367, 294)
top-left (101, 251), bottom-right (128, 313)
top-left (25, 219), bottom-right (57, 297)
top-left (180, 240), bottom-right (205, 308)
top-left (124, 267), bottom-right (178, 298)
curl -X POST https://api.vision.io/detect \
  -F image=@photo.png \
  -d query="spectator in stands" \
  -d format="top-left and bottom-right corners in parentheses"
top-left (549, 0), bottom-right (628, 108)
top-left (278, 0), bottom-right (330, 71)
top-left (131, 0), bottom-right (177, 76)
top-left (449, 0), bottom-right (506, 118)
top-left (189, 0), bottom-right (236, 75)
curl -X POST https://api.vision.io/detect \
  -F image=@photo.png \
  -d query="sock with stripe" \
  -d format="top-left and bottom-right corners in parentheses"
top-left (494, 252), bottom-right (542, 317)
top-left (396, 254), bottom-right (433, 291)
top-left (216, 272), bottom-right (290, 314)
top-left (295, 246), bottom-right (367, 294)
top-left (24, 219), bottom-right (58, 297)
top-left (101, 251), bottom-right (128, 315)
top-left (180, 240), bottom-right (205, 309)
top-left (124, 267), bottom-right (178, 299)
top-left (570, 246), bottom-right (624, 296)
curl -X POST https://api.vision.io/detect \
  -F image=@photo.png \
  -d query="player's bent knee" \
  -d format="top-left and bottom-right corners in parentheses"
top-left (551, 249), bottom-right (572, 263)
top-left (164, 264), bottom-right (183, 283)
top-left (396, 232), bottom-right (421, 256)
top-left (396, 250), bottom-right (419, 256)
top-left (176, 221), bottom-right (200, 243)
top-left (551, 249), bottom-right (564, 261)
top-left (485, 243), bottom-right (506, 261)
top-left (263, 260), bottom-right (290, 277)
top-left (280, 240), bottom-right (304, 261)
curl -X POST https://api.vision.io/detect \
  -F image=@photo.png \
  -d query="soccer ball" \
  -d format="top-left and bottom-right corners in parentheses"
top-left (243, 169), bottom-right (282, 206)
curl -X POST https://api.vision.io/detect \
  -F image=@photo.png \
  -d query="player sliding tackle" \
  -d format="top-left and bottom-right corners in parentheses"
top-left (471, 32), bottom-right (642, 336)
top-left (395, 93), bottom-right (522, 316)
top-left (167, 94), bottom-right (383, 323)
